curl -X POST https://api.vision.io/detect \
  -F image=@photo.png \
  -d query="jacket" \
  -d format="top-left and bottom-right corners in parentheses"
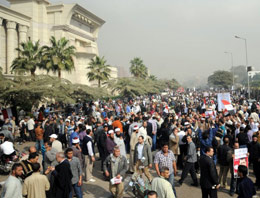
top-left (217, 144), bottom-right (231, 166)
top-left (133, 142), bottom-right (152, 167)
top-left (169, 133), bottom-right (180, 155)
top-left (52, 159), bottom-right (73, 198)
top-left (187, 141), bottom-right (197, 163)
top-left (199, 154), bottom-right (219, 189)
top-left (103, 154), bottom-right (127, 179)
top-left (106, 137), bottom-right (116, 155)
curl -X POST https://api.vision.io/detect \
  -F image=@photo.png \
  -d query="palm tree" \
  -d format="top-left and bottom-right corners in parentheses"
top-left (42, 36), bottom-right (76, 78)
top-left (87, 56), bottom-right (111, 88)
top-left (11, 40), bottom-right (42, 76)
top-left (129, 57), bottom-right (148, 78)
top-left (149, 75), bottom-right (157, 81)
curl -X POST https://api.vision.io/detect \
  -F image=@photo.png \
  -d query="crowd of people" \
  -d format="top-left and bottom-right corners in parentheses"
top-left (0, 90), bottom-right (260, 198)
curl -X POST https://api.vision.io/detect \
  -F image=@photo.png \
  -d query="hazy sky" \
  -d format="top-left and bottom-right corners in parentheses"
top-left (2, 0), bottom-right (260, 83)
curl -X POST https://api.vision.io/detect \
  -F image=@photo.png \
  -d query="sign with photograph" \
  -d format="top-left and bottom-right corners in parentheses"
top-left (234, 148), bottom-right (248, 178)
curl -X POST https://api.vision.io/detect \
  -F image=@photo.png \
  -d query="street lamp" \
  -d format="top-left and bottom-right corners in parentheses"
top-left (234, 35), bottom-right (250, 98)
top-left (224, 51), bottom-right (234, 89)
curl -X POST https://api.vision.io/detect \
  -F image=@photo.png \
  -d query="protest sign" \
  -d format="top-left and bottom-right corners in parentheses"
top-left (234, 148), bottom-right (248, 178)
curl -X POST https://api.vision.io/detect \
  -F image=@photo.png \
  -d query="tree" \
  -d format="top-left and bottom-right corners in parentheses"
top-left (11, 40), bottom-right (42, 76)
top-left (129, 57), bottom-right (148, 78)
top-left (42, 36), bottom-right (75, 78)
top-left (208, 70), bottom-right (232, 89)
top-left (149, 75), bottom-right (157, 81)
top-left (87, 56), bottom-right (111, 88)
top-left (232, 65), bottom-right (247, 86)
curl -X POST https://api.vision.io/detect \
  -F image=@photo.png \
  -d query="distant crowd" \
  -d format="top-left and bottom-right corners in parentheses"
top-left (0, 90), bottom-right (259, 198)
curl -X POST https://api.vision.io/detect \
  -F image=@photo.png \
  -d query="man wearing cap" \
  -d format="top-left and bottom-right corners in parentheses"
top-left (129, 125), bottom-right (140, 173)
top-left (112, 117), bottom-right (123, 132)
top-left (114, 128), bottom-right (126, 157)
top-left (106, 130), bottom-right (116, 155)
top-left (49, 134), bottom-right (62, 152)
top-left (71, 137), bottom-right (84, 170)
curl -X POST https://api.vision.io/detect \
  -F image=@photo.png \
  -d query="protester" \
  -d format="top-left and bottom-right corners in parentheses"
top-left (46, 152), bottom-right (73, 198)
top-left (27, 116), bottom-right (35, 141)
top-left (103, 146), bottom-right (127, 198)
top-left (71, 137), bottom-right (84, 169)
top-left (106, 129), bottom-right (116, 155)
top-left (65, 148), bottom-right (83, 198)
top-left (129, 125), bottom-right (139, 173)
top-left (154, 142), bottom-right (177, 196)
top-left (22, 162), bottom-right (50, 198)
top-left (147, 191), bottom-right (158, 198)
top-left (133, 135), bottom-right (153, 182)
top-left (35, 123), bottom-right (44, 153)
top-left (49, 134), bottom-right (62, 152)
top-left (114, 127), bottom-right (126, 157)
top-left (82, 128), bottom-right (95, 182)
top-left (43, 141), bottom-right (58, 172)
top-left (200, 146), bottom-right (219, 198)
top-left (21, 152), bottom-right (39, 180)
top-left (217, 136), bottom-right (231, 188)
top-left (178, 134), bottom-right (198, 186)
top-left (151, 166), bottom-right (176, 198)
top-left (237, 165), bottom-right (256, 198)
top-left (227, 141), bottom-right (239, 196)
top-left (1, 163), bottom-right (23, 198)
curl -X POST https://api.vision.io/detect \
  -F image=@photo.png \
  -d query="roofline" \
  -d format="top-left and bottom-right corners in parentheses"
top-left (0, 4), bottom-right (31, 21)
top-left (73, 4), bottom-right (105, 26)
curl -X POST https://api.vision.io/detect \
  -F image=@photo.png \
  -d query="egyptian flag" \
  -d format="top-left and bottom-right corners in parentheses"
top-left (222, 99), bottom-right (235, 115)
top-left (1, 108), bottom-right (13, 119)
top-left (202, 98), bottom-right (206, 109)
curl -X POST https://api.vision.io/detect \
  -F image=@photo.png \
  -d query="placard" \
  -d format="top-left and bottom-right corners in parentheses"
top-left (234, 148), bottom-right (248, 178)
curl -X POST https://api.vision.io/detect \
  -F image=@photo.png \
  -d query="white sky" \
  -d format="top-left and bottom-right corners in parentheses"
top-left (2, 0), bottom-right (260, 84)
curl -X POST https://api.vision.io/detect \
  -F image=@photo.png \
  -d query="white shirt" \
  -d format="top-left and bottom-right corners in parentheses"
top-left (86, 135), bottom-right (94, 156)
top-left (1, 175), bottom-right (22, 198)
top-left (178, 131), bottom-right (186, 145)
top-left (52, 140), bottom-right (62, 152)
top-left (0, 141), bottom-right (15, 155)
top-left (27, 119), bottom-right (35, 130)
top-left (137, 143), bottom-right (144, 160)
top-left (138, 126), bottom-right (147, 141)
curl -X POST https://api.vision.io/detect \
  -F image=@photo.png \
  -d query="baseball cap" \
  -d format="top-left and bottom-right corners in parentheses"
top-left (49, 134), bottom-right (58, 139)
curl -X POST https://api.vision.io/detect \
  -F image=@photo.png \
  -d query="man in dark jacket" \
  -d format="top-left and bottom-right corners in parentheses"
top-left (249, 135), bottom-right (260, 189)
top-left (47, 152), bottom-right (73, 198)
top-left (97, 124), bottom-right (108, 171)
top-left (217, 136), bottom-right (231, 188)
top-left (237, 165), bottom-right (256, 198)
top-left (103, 146), bottom-right (127, 198)
top-left (200, 146), bottom-right (219, 198)
top-left (106, 130), bottom-right (116, 155)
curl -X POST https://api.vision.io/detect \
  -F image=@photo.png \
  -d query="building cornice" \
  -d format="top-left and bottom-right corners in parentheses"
top-left (52, 25), bottom-right (96, 41)
top-left (0, 5), bottom-right (31, 22)
top-left (46, 4), bottom-right (64, 13)
top-left (72, 4), bottom-right (105, 26)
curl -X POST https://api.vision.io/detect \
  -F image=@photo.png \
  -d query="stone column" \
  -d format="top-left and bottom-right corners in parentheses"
top-left (18, 25), bottom-right (28, 43)
top-left (0, 18), bottom-right (3, 72)
top-left (6, 21), bottom-right (16, 74)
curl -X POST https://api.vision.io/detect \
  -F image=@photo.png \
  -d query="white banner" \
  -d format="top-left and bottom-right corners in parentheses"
top-left (217, 93), bottom-right (233, 111)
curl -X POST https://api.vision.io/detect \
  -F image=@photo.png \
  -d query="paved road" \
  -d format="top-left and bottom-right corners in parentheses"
top-left (1, 142), bottom-right (259, 198)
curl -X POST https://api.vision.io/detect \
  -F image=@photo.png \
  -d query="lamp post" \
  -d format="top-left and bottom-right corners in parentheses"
top-left (224, 51), bottom-right (234, 89)
top-left (235, 35), bottom-right (250, 98)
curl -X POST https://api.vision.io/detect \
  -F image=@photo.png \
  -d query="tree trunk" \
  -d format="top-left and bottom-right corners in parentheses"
top-left (58, 70), bottom-right (61, 79)
top-left (98, 79), bottom-right (101, 88)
